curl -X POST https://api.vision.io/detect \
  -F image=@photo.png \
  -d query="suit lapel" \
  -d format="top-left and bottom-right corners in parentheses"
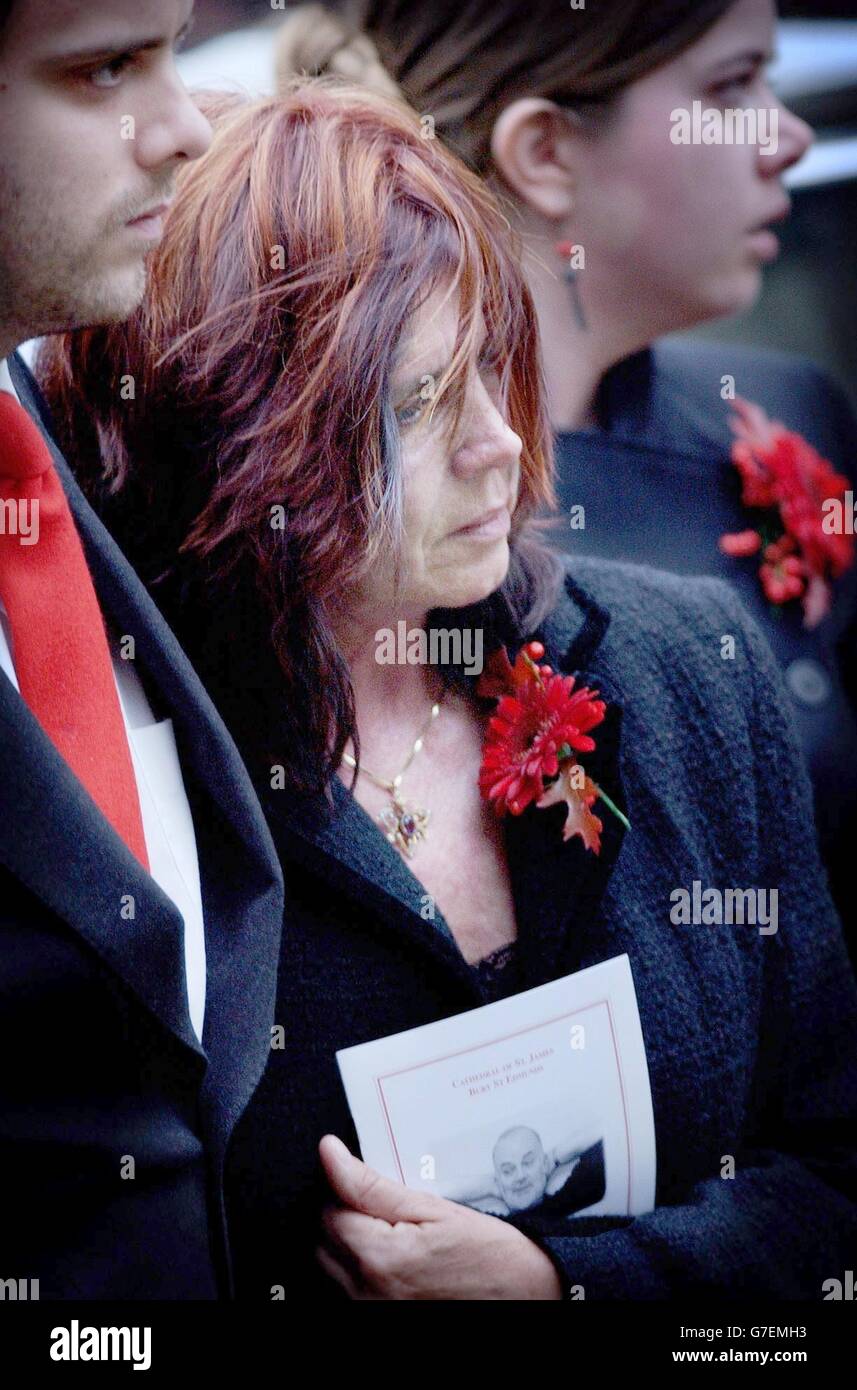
top-left (273, 571), bottom-right (628, 990)
top-left (0, 669), bottom-right (205, 1054)
top-left (10, 352), bottom-right (279, 888)
top-left (275, 777), bottom-right (481, 998)
top-left (5, 355), bottom-right (284, 1126)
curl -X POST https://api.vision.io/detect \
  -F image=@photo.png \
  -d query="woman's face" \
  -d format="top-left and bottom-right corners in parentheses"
top-left (355, 284), bottom-right (523, 622)
top-left (568, 0), bottom-right (813, 337)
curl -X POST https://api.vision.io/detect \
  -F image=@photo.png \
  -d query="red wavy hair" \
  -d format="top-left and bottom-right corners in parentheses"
top-left (37, 78), bottom-right (560, 794)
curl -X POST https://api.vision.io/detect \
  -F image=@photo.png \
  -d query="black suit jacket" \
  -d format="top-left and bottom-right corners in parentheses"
top-left (0, 353), bottom-right (284, 1299)
top-left (552, 339), bottom-right (857, 954)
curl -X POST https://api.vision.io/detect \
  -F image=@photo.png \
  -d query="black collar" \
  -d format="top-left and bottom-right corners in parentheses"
top-left (571, 343), bottom-right (729, 459)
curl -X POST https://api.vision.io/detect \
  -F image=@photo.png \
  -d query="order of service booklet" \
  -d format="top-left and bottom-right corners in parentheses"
top-left (336, 953), bottom-right (656, 1221)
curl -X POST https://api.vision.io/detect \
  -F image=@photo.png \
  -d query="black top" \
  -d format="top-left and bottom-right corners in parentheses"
top-left (472, 940), bottom-right (524, 1002)
top-left (551, 338), bottom-right (857, 957)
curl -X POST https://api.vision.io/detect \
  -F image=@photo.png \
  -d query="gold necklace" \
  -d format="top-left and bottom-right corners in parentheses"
top-left (342, 695), bottom-right (443, 858)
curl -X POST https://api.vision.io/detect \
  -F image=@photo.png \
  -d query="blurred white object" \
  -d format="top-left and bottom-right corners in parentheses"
top-left (176, 17), bottom-right (857, 103)
top-left (176, 23), bottom-right (277, 96)
top-left (771, 22), bottom-right (857, 101)
top-left (174, 17), bottom-right (857, 191)
top-left (786, 136), bottom-right (857, 190)
top-left (774, 21), bottom-right (857, 189)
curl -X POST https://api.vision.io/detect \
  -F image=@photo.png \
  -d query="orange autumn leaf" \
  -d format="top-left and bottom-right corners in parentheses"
top-left (475, 645), bottom-right (519, 701)
top-left (536, 763), bottom-right (603, 854)
top-left (476, 642), bottom-right (547, 701)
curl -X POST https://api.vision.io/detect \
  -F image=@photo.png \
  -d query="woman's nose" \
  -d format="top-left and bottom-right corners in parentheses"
top-left (452, 390), bottom-right (523, 478)
top-left (758, 99), bottom-right (814, 180)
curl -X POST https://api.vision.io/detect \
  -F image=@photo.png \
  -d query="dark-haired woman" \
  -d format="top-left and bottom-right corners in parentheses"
top-left (36, 79), bottom-right (857, 1300)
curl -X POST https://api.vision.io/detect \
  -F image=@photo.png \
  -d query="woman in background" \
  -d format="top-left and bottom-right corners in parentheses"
top-left (37, 80), bottom-right (857, 1301)
top-left (275, 0), bottom-right (857, 955)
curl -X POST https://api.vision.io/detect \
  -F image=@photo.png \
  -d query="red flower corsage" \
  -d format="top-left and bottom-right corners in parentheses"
top-left (719, 396), bottom-right (855, 628)
top-left (477, 641), bottom-right (630, 854)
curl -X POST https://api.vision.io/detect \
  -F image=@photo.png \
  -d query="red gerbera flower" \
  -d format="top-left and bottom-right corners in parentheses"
top-left (478, 647), bottom-right (606, 818)
top-left (723, 397), bottom-right (855, 627)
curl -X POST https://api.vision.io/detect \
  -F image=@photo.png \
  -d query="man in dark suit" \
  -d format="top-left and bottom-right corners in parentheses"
top-left (0, 1), bottom-right (284, 1299)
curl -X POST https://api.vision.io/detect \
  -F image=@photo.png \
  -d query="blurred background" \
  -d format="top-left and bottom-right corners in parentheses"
top-left (177, 1), bottom-right (857, 410)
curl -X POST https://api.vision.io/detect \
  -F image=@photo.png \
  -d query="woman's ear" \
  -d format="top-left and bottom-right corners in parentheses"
top-left (490, 98), bottom-right (579, 220)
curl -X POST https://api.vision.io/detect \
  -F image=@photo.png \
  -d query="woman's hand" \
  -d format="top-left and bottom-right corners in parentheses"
top-left (316, 1134), bottom-right (564, 1300)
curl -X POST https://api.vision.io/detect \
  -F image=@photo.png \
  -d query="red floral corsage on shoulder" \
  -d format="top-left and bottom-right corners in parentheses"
top-left (477, 641), bottom-right (630, 854)
top-left (719, 396), bottom-right (855, 628)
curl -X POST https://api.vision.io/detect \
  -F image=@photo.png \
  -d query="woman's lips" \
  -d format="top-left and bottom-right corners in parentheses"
top-left (746, 200), bottom-right (791, 262)
top-left (746, 227), bottom-right (781, 262)
top-left (451, 506), bottom-right (512, 541)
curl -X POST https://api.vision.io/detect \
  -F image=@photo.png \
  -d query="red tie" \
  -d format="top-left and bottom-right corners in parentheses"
top-left (0, 392), bottom-right (149, 870)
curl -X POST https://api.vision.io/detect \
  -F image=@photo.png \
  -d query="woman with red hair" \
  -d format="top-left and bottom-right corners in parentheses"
top-left (37, 78), bottom-right (857, 1301)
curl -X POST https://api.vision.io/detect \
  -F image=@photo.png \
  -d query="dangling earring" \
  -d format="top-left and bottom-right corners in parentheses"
top-left (555, 240), bottom-right (588, 332)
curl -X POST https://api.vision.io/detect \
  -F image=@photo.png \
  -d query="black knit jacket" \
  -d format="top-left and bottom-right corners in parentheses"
top-left (223, 557), bottom-right (857, 1300)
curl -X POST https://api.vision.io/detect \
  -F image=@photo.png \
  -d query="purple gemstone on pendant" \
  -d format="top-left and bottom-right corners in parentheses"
top-left (401, 814), bottom-right (416, 838)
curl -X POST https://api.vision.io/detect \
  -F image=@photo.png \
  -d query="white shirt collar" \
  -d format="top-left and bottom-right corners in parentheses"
top-left (0, 357), bottom-right (20, 399)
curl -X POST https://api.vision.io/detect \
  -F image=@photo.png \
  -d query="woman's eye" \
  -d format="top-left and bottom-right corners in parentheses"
top-left (395, 397), bottom-right (425, 428)
top-left (478, 355), bottom-right (504, 403)
top-left (478, 354), bottom-right (504, 395)
top-left (711, 71), bottom-right (757, 100)
top-left (87, 55), bottom-right (133, 89)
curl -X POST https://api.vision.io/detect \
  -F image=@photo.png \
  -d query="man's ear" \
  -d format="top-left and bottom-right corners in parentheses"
top-left (490, 97), bottom-right (579, 220)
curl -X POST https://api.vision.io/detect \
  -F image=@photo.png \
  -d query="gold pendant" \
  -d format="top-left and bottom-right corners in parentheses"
top-left (379, 795), bottom-right (430, 858)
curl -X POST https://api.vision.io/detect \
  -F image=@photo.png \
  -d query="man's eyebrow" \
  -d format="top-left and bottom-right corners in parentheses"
top-left (46, 13), bottom-right (195, 64)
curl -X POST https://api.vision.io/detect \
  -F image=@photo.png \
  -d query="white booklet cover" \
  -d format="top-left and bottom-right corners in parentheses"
top-left (336, 953), bottom-right (656, 1221)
